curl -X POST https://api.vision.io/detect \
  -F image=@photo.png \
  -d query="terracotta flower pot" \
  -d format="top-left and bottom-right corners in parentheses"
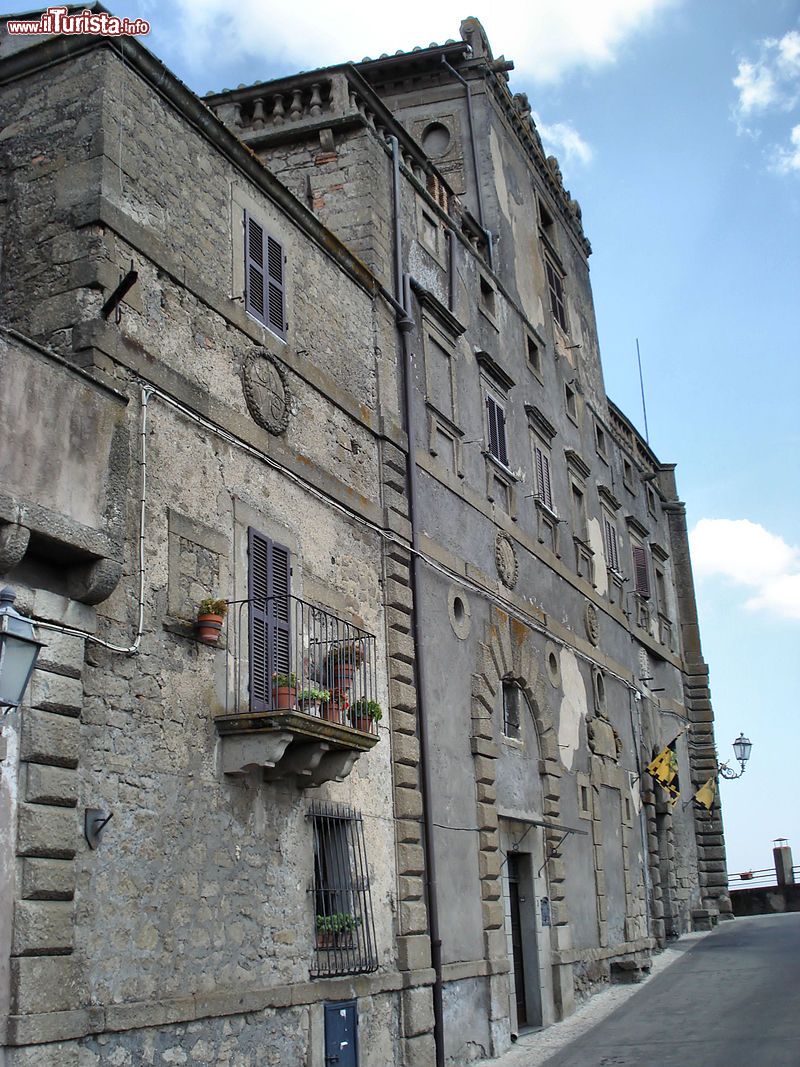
top-left (321, 700), bottom-right (345, 724)
top-left (272, 685), bottom-right (297, 710)
top-left (196, 613), bottom-right (224, 646)
top-left (350, 715), bottom-right (371, 733)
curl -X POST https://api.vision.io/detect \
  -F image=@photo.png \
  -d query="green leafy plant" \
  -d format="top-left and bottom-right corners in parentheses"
top-left (198, 597), bottom-right (228, 617)
top-left (325, 639), bottom-right (365, 669)
top-left (349, 699), bottom-right (382, 723)
top-left (316, 912), bottom-right (362, 935)
top-left (272, 672), bottom-right (297, 688)
top-left (299, 687), bottom-right (331, 703)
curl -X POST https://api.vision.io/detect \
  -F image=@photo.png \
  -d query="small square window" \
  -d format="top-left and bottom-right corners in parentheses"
top-left (646, 484), bottom-right (658, 518)
top-left (565, 383), bottom-right (578, 423)
top-left (622, 457), bottom-right (635, 491)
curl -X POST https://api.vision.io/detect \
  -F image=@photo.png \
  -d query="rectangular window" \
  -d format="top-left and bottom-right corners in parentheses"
top-left (655, 565), bottom-right (668, 615)
top-left (503, 682), bottom-right (522, 740)
top-left (248, 527), bottom-right (292, 711)
top-left (565, 383), bottom-right (578, 423)
top-left (603, 514), bottom-right (620, 573)
top-left (244, 210), bottom-right (286, 338)
top-left (479, 275), bottom-right (496, 319)
top-left (545, 257), bottom-right (567, 333)
top-left (526, 334), bottom-right (542, 378)
top-left (310, 801), bottom-right (378, 978)
top-left (533, 441), bottom-right (553, 512)
top-left (485, 391), bottom-right (509, 467)
top-left (632, 543), bottom-right (651, 598)
top-left (622, 457), bottom-right (635, 492)
top-left (571, 483), bottom-right (587, 541)
top-left (595, 422), bottom-right (608, 461)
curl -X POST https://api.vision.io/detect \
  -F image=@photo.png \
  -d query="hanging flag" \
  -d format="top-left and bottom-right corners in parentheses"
top-left (646, 738), bottom-right (680, 804)
top-left (693, 776), bottom-right (717, 811)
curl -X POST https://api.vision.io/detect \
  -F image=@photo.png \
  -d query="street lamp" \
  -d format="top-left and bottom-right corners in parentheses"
top-left (0, 587), bottom-right (45, 709)
top-left (718, 732), bottom-right (753, 780)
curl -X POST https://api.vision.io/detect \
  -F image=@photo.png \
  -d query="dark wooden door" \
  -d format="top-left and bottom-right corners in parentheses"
top-left (507, 854), bottom-right (528, 1028)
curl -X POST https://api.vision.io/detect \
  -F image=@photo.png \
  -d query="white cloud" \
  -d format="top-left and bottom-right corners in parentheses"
top-left (771, 123), bottom-right (800, 174)
top-left (732, 28), bottom-right (800, 172)
top-left (690, 518), bottom-right (800, 621)
top-left (176, 0), bottom-right (678, 86)
top-left (532, 111), bottom-right (593, 169)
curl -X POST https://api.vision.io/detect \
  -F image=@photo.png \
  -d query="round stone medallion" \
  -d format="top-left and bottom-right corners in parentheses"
top-left (242, 349), bottom-right (290, 435)
top-left (495, 533), bottom-right (519, 590)
top-left (584, 601), bottom-right (599, 645)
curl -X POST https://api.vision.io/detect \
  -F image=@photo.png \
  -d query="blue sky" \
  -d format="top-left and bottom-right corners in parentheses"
top-left (4, 0), bottom-right (798, 876)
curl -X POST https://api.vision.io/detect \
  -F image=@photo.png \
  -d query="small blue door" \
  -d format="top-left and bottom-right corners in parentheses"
top-left (324, 1000), bottom-right (358, 1066)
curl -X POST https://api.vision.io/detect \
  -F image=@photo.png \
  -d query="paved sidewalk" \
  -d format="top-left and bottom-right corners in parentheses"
top-left (476, 930), bottom-right (710, 1067)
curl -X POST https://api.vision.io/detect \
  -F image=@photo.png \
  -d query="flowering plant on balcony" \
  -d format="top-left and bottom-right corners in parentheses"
top-left (195, 597), bottom-right (228, 645)
top-left (272, 672), bottom-right (297, 710)
top-left (316, 912), bottom-right (361, 947)
top-left (349, 699), bottom-right (382, 732)
top-left (325, 639), bottom-right (365, 670)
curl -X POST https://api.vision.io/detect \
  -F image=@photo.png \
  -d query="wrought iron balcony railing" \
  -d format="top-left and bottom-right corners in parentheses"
top-left (224, 595), bottom-right (380, 736)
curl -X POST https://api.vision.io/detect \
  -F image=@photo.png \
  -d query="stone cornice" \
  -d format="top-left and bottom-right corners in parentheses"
top-left (476, 351), bottom-right (515, 392)
top-left (525, 404), bottom-right (557, 441)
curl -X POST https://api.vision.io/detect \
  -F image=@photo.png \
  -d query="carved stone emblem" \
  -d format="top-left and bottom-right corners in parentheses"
top-left (242, 349), bottom-right (290, 435)
top-left (495, 533), bottom-right (519, 590)
top-left (584, 601), bottom-right (599, 645)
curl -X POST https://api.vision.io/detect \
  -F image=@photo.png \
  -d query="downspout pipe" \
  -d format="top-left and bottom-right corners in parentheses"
top-left (388, 135), bottom-right (446, 1067)
top-left (441, 54), bottom-right (494, 272)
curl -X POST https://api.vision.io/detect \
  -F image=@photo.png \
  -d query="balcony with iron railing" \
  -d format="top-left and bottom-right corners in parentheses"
top-left (214, 595), bottom-right (381, 784)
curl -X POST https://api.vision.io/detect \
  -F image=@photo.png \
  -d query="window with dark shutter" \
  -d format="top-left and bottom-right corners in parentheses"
top-left (486, 393), bottom-right (508, 467)
top-left (534, 444), bottom-right (553, 511)
top-left (545, 257), bottom-right (568, 333)
top-left (603, 515), bottom-right (620, 573)
top-left (632, 544), bottom-right (651, 598)
top-left (244, 211), bottom-right (286, 339)
top-left (248, 527), bottom-right (292, 711)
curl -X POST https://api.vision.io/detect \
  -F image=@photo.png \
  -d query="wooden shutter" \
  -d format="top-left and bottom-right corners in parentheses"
top-left (486, 394), bottom-right (508, 466)
top-left (244, 213), bottom-right (286, 339)
top-left (535, 445), bottom-right (552, 510)
top-left (604, 516), bottom-right (619, 572)
top-left (244, 212), bottom-right (266, 326)
top-left (632, 544), bottom-right (651, 597)
top-left (266, 234), bottom-right (286, 339)
top-left (248, 528), bottom-right (292, 711)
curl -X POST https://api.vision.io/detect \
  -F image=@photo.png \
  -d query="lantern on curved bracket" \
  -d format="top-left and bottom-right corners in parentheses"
top-left (0, 587), bottom-right (45, 710)
top-left (719, 733), bottom-right (753, 780)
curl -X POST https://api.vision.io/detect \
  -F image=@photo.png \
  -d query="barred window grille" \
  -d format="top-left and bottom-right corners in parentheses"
top-left (309, 802), bottom-right (378, 978)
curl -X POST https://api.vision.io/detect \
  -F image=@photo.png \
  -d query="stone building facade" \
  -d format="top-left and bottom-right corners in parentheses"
top-left (0, 12), bottom-right (728, 1067)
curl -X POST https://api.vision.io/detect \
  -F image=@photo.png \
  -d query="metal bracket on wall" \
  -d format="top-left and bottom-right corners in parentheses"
top-left (85, 808), bottom-right (113, 850)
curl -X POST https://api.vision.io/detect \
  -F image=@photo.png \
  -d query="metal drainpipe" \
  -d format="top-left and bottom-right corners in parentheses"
top-left (388, 135), bottom-right (446, 1067)
top-left (441, 54), bottom-right (494, 272)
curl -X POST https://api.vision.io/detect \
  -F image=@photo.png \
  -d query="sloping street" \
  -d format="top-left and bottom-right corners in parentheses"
top-left (540, 913), bottom-right (800, 1066)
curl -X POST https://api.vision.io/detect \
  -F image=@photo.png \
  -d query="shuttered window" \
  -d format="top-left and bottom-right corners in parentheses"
top-left (534, 443), bottom-right (553, 511)
top-left (486, 392), bottom-right (508, 467)
top-left (244, 211), bottom-right (286, 339)
top-left (545, 257), bottom-right (568, 334)
top-left (632, 544), bottom-right (651, 598)
top-left (603, 515), bottom-right (620, 573)
top-left (248, 527), bottom-right (292, 711)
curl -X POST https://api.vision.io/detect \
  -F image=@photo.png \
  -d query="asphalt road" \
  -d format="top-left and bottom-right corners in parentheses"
top-left (542, 913), bottom-right (800, 1066)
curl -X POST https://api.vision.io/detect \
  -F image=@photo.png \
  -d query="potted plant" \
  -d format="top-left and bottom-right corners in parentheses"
top-left (272, 672), bottom-right (297, 710)
top-left (325, 639), bottom-right (365, 692)
top-left (316, 912), bottom-right (361, 949)
top-left (349, 698), bottom-right (382, 733)
top-left (298, 687), bottom-right (331, 716)
top-left (195, 597), bottom-right (228, 646)
top-left (319, 692), bottom-right (347, 724)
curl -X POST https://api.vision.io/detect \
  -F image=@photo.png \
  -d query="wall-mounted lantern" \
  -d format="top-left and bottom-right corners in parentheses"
top-left (0, 587), bottom-right (45, 709)
top-left (718, 733), bottom-right (753, 780)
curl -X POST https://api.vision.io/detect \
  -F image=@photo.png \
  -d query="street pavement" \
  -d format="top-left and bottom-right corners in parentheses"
top-left (539, 912), bottom-right (800, 1066)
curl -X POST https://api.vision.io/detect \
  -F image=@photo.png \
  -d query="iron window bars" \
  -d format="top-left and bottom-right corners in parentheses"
top-left (309, 801), bottom-right (378, 978)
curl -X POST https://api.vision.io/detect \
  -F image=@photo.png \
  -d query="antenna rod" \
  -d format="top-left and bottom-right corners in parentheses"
top-left (636, 338), bottom-right (650, 445)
